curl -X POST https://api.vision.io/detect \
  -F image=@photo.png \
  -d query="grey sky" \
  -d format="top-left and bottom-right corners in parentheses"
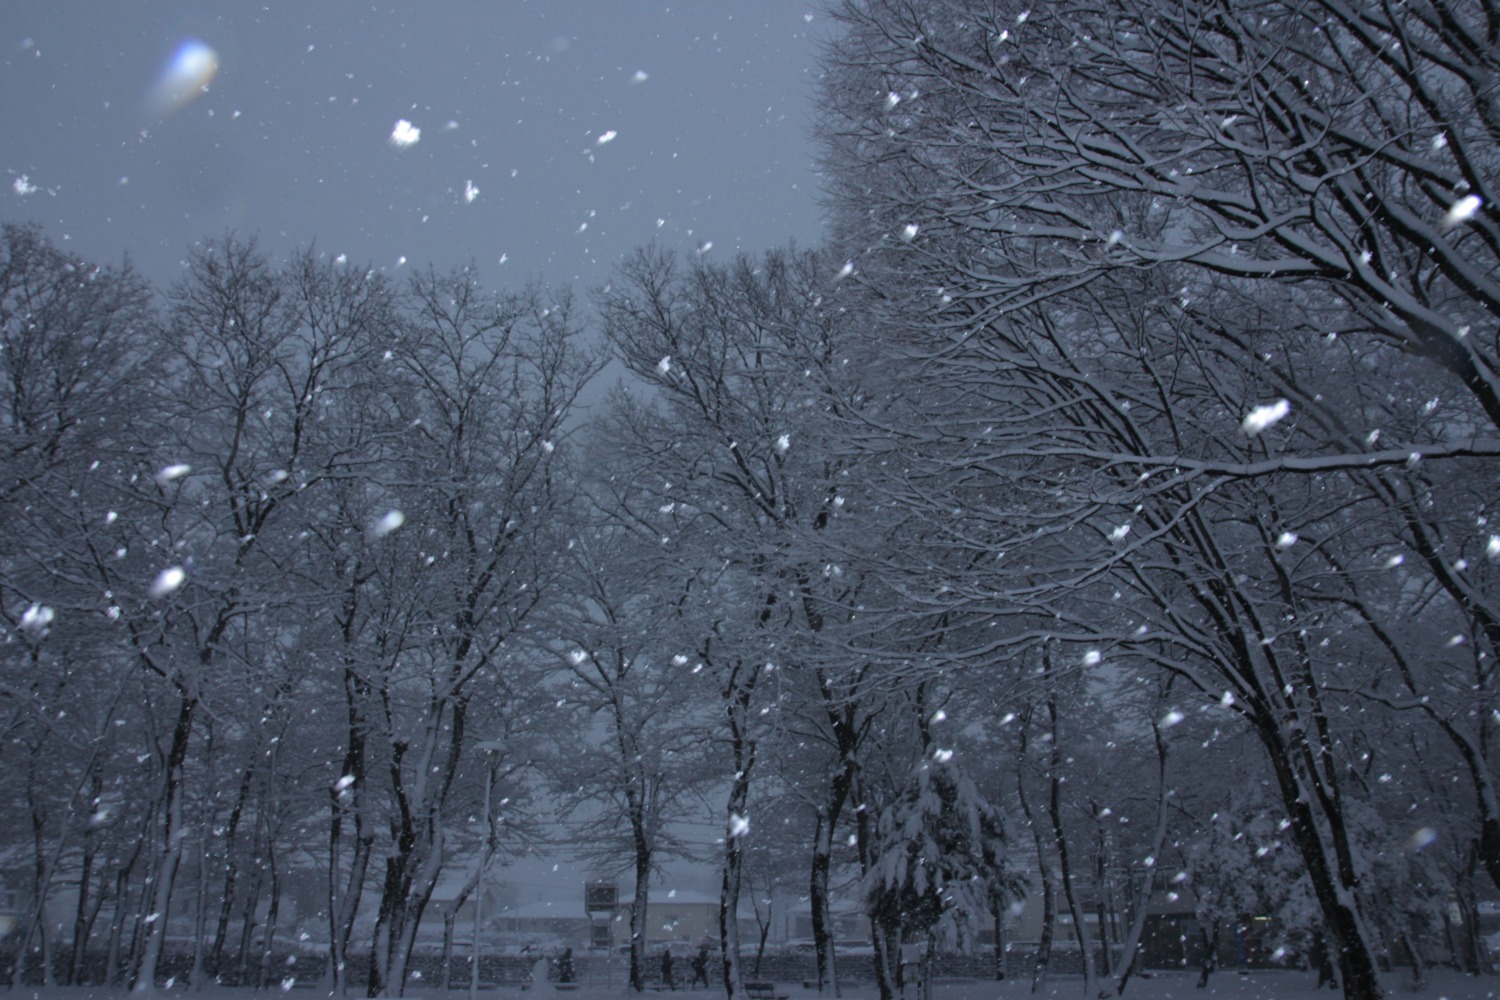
top-left (3, 3), bottom-right (829, 292)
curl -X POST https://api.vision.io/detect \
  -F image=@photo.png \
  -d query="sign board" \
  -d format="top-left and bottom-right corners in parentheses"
top-left (585, 881), bottom-right (619, 914)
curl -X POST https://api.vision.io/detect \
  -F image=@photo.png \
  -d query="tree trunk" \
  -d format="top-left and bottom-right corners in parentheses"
top-left (256, 851), bottom-right (281, 991)
top-left (1195, 920), bottom-right (1219, 989)
top-left (989, 895), bottom-right (1007, 981)
top-left (1102, 723), bottom-right (1170, 998)
top-left (68, 770), bottom-right (101, 984)
top-left (234, 860), bottom-right (265, 982)
top-left (1047, 697), bottom-right (1097, 997)
top-left (629, 833), bottom-right (653, 992)
top-left (134, 690), bottom-right (197, 993)
top-left (718, 675), bottom-right (756, 1000)
top-left (72, 849), bottom-right (111, 985)
top-left (870, 924), bottom-right (899, 1000)
top-left (1255, 712), bottom-right (1384, 1000)
top-left (810, 718), bottom-right (857, 997)
top-left (189, 813), bottom-right (213, 990)
top-left (14, 774), bottom-right (57, 989)
top-left (209, 764), bottom-right (255, 978)
top-left (325, 648), bottom-right (375, 994)
top-left (810, 811), bottom-right (839, 995)
top-left (106, 846), bottom-right (143, 988)
top-left (441, 909), bottom-right (459, 990)
top-left (718, 773), bottom-right (751, 1000)
top-left (1016, 728), bottom-right (1054, 995)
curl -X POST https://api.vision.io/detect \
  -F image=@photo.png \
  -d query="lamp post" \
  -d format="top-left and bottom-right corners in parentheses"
top-left (471, 740), bottom-right (506, 1000)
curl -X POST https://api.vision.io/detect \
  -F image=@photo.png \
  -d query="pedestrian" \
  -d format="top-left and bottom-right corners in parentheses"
top-left (661, 946), bottom-right (677, 991)
top-left (690, 944), bottom-right (710, 988)
top-left (558, 946), bottom-right (574, 984)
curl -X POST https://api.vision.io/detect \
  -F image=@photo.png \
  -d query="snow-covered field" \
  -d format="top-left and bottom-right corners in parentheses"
top-left (9, 973), bottom-right (1500, 1000)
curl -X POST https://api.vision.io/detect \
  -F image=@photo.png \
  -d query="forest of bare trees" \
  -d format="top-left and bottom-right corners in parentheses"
top-left (4, 2), bottom-right (1500, 1000)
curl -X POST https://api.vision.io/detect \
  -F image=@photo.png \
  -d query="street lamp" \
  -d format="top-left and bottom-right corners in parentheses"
top-left (472, 740), bottom-right (506, 1000)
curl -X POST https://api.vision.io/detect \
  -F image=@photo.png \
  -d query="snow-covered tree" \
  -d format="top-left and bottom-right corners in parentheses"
top-left (597, 244), bottom-right (878, 998)
top-left (865, 748), bottom-right (1009, 1000)
top-left (817, 4), bottom-right (1500, 997)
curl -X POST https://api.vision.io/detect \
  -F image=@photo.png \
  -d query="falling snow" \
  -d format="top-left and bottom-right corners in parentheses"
top-left (389, 119), bottom-right (421, 147)
top-left (1242, 398), bottom-right (1290, 435)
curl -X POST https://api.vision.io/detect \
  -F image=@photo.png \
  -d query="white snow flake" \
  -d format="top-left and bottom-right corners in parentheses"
top-left (13, 175), bottom-right (38, 197)
top-left (728, 813), bottom-right (751, 838)
top-left (154, 462), bottom-right (192, 485)
top-left (464, 180), bottom-right (479, 203)
top-left (1443, 193), bottom-right (1482, 228)
top-left (369, 510), bottom-right (405, 538)
top-left (150, 566), bottom-right (187, 598)
top-left (20, 603), bottom-right (54, 635)
top-left (389, 119), bottom-right (421, 147)
top-left (597, 130), bottom-right (617, 145)
top-left (1242, 398), bottom-right (1290, 435)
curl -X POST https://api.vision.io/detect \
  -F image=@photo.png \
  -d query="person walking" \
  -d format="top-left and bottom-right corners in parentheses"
top-left (661, 946), bottom-right (677, 991)
top-left (690, 944), bottom-right (711, 988)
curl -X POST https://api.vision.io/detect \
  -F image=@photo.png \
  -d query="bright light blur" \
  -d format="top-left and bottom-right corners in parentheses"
top-left (147, 40), bottom-right (218, 116)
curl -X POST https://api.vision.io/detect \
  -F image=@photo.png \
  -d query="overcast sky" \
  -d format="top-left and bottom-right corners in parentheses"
top-left (3, 3), bottom-right (829, 295)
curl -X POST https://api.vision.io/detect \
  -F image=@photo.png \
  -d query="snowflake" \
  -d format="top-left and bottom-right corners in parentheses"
top-left (390, 119), bottom-right (421, 147)
top-left (1241, 399), bottom-right (1290, 435)
top-left (370, 510), bottom-right (405, 538)
top-left (150, 566), bottom-right (187, 598)
top-left (1444, 194), bottom-right (1482, 228)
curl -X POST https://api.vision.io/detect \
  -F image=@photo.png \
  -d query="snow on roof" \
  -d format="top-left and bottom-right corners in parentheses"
top-left (645, 889), bottom-right (720, 907)
top-left (495, 900), bottom-right (591, 920)
top-left (493, 889), bottom-right (720, 919)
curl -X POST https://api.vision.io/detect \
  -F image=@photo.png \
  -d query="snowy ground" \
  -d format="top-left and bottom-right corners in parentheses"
top-left (8, 972), bottom-right (1500, 1000)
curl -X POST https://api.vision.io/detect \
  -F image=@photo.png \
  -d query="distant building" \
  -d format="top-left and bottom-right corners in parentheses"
top-left (485, 888), bottom-right (761, 953)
